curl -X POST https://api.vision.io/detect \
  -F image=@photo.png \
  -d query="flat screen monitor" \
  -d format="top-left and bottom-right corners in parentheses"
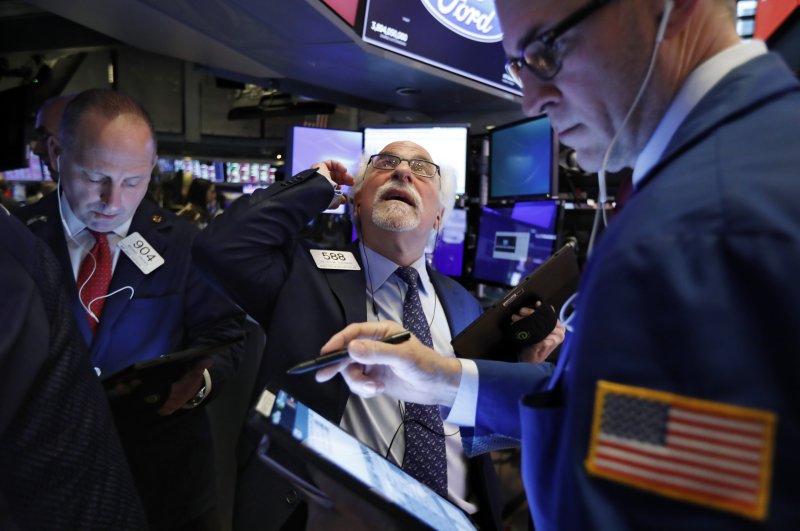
top-left (431, 207), bottom-right (466, 277)
top-left (472, 200), bottom-right (560, 287)
top-left (1, 151), bottom-right (49, 181)
top-left (287, 126), bottom-right (363, 215)
top-left (489, 115), bottom-right (557, 201)
top-left (363, 124), bottom-right (468, 196)
top-left (361, 0), bottom-right (519, 96)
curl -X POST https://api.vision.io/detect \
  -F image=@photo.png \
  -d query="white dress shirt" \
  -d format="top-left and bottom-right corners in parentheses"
top-left (339, 243), bottom-right (477, 514)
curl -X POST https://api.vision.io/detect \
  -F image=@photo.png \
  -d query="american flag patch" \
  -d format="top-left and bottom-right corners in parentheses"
top-left (585, 380), bottom-right (776, 520)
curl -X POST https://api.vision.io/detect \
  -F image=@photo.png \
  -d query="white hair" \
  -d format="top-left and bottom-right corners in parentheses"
top-left (349, 151), bottom-right (457, 230)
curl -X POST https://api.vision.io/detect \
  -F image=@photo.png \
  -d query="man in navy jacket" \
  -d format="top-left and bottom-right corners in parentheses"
top-left (317, 0), bottom-right (800, 529)
top-left (16, 89), bottom-right (245, 531)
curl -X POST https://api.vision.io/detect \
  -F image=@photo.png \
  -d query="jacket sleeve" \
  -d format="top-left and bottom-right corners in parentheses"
top-left (460, 359), bottom-right (554, 457)
top-left (192, 170), bottom-right (335, 325)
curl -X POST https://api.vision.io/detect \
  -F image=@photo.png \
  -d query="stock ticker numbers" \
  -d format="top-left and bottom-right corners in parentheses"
top-left (369, 20), bottom-right (409, 44)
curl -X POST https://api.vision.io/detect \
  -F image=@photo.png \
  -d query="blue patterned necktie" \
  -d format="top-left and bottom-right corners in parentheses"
top-left (394, 266), bottom-right (448, 498)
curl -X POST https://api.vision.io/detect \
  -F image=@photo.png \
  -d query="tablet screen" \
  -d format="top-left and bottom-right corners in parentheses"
top-left (261, 390), bottom-right (475, 530)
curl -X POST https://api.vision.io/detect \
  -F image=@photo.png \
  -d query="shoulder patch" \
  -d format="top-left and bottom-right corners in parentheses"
top-left (585, 380), bottom-right (776, 521)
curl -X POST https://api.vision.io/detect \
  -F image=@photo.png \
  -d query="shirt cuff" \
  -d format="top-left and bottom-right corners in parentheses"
top-left (442, 359), bottom-right (478, 427)
top-left (315, 171), bottom-right (342, 208)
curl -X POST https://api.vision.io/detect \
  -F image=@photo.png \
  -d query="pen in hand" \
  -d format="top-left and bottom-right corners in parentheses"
top-left (286, 331), bottom-right (412, 375)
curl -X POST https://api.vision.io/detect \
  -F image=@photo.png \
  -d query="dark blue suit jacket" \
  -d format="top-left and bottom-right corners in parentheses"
top-left (0, 210), bottom-right (146, 530)
top-left (16, 193), bottom-right (246, 530)
top-left (194, 171), bottom-right (502, 530)
top-left (469, 53), bottom-right (800, 530)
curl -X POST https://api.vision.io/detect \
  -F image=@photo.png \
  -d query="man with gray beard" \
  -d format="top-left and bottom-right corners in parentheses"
top-left (193, 140), bottom-right (563, 530)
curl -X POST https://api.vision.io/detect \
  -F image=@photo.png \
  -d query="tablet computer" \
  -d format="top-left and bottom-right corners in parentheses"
top-left (102, 337), bottom-right (242, 409)
top-left (451, 243), bottom-right (580, 360)
top-left (251, 389), bottom-right (476, 531)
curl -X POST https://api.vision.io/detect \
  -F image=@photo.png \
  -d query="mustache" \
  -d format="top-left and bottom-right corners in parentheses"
top-left (374, 181), bottom-right (423, 209)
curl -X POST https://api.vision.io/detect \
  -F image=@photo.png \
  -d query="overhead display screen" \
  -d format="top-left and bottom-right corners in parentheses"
top-left (362, 0), bottom-right (520, 96)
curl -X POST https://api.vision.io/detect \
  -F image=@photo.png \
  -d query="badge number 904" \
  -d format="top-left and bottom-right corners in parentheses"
top-left (132, 239), bottom-right (159, 262)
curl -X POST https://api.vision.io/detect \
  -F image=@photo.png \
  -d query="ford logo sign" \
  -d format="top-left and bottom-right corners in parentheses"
top-left (421, 0), bottom-right (503, 43)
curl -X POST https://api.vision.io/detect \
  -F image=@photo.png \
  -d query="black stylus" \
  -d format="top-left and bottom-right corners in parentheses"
top-left (286, 330), bottom-right (412, 375)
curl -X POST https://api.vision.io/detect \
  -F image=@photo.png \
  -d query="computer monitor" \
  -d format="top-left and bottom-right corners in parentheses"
top-left (172, 158), bottom-right (226, 183)
top-left (363, 124), bottom-right (469, 196)
top-left (489, 115), bottom-right (557, 201)
top-left (430, 207), bottom-right (466, 277)
top-left (157, 158), bottom-right (177, 175)
top-left (472, 200), bottom-right (560, 287)
top-left (287, 126), bottom-right (363, 215)
top-left (224, 161), bottom-right (273, 185)
top-left (1, 151), bottom-right (50, 181)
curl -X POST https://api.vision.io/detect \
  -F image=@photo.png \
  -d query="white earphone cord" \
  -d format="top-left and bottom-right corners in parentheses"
top-left (587, 0), bottom-right (674, 257)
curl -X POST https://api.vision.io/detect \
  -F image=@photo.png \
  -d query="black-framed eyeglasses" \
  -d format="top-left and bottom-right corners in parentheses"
top-left (368, 153), bottom-right (440, 179)
top-left (505, 0), bottom-right (614, 85)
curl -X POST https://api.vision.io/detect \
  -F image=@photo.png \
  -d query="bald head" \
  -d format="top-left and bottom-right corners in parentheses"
top-left (58, 89), bottom-right (157, 154)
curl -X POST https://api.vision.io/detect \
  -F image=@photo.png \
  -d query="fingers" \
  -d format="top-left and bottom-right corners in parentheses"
top-left (339, 363), bottom-right (384, 398)
top-left (315, 321), bottom-right (405, 383)
top-left (518, 319), bottom-right (567, 364)
top-left (345, 335), bottom-right (423, 369)
top-left (510, 305), bottom-right (534, 323)
top-left (318, 321), bottom-right (404, 356)
top-left (553, 320), bottom-right (566, 341)
top-left (312, 160), bottom-right (356, 186)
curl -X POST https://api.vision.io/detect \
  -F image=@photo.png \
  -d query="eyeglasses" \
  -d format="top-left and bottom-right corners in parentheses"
top-left (368, 153), bottom-right (440, 179)
top-left (505, 0), bottom-right (614, 85)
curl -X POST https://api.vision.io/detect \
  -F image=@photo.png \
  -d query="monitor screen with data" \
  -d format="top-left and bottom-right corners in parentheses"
top-left (256, 390), bottom-right (475, 530)
top-left (473, 200), bottom-right (560, 287)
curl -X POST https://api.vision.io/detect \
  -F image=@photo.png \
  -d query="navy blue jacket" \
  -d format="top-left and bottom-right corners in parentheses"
top-left (468, 52), bottom-right (800, 529)
top-left (0, 210), bottom-right (146, 530)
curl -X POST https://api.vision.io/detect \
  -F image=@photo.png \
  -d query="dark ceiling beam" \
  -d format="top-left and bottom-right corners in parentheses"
top-left (0, 13), bottom-right (118, 53)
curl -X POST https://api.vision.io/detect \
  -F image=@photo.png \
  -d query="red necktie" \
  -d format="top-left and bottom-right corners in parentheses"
top-left (76, 231), bottom-right (112, 333)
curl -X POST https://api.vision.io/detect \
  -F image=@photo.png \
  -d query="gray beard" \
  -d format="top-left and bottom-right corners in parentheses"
top-left (371, 199), bottom-right (422, 232)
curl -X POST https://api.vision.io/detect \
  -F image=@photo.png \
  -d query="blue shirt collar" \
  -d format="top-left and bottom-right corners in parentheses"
top-left (632, 40), bottom-right (768, 187)
top-left (359, 243), bottom-right (430, 295)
